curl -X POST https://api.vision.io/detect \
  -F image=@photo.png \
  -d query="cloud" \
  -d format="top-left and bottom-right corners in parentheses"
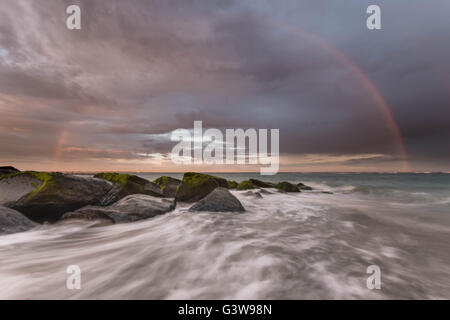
top-left (0, 0), bottom-right (449, 171)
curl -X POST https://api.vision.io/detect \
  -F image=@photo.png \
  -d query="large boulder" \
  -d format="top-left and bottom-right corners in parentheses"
top-left (0, 206), bottom-right (38, 235)
top-left (275, 181), bottom-right (300, 192)
top-left (175, 172), bottom-right (229, 202)
top-left (94, 172), bottom-right (163, 205)
top-left (153, 176), bottom-right (181, 197)
top-left (3, 172), bottom-right (113, 222)
top-left (0, 172), bottom-right (42, 204)
top-left (189, 188), bottom-right (245, 213)
top-left (62, 194), bottom-right (176, 224)
top-left (0, 166), bottom-right (20, 175)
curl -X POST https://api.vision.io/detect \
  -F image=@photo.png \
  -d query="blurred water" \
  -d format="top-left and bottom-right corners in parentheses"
top-left (0, 173), bottom-right (449, 299)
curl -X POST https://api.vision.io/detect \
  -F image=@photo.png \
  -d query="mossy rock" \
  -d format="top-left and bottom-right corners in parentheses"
top-left (94, 172), bottom-right (163, 204)
top-left (153, 176), bottom-right (181, 186)
top-left (0, 166), bottom-right (20, 176)
top-left (297, 182), bottom-right (313, 191)
top-left (5, 172), bottom-right (113, 222)
top-left (248, 179), bottom-right (275, 188)
top-left (175, 172), bottom-right (229, 202)
top-left (1, 171), bottom-right (57, 201)
top-left (227, 180), bottom-right (238, 189)
top-left (275, 181), bottom-right (300, 192)
top-left (94, 172), bottom-right (146, 188)
top-left (1, 171), bottom-right (46, 205)
top-left (153, 176), bottom-right (182, 197)
top-left (0, 170), bottom-right (46, 182)
top-left (236, 180), bottom-right (257, 190)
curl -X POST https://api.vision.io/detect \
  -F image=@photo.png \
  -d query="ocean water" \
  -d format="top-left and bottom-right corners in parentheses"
top-left (0, 173), bottom-right (449, 299)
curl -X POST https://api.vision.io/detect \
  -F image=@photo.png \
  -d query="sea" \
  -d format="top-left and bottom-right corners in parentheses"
top-left (0, 173), bottom-right (449, 299)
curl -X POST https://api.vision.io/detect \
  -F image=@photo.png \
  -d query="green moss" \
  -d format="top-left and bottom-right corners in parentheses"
top-left (227, 180), bottom-right (238, 189)
top-left (0, 171), bottom-right (21, 181)
top-left (0, 170), bottom-right (51, 182)
top-left (94, 172), bottom-right (162, 197)
top-left (175, 172), bottom-right (230, 202)
top-left (275, 181), bottom-right (300, 192)
top-left (26, 172), bottom-right (56, 197)
top-left (0, 171), bottom-right (56, 199)
top-left (94, 172), bottom-right (131, 187)
top-left (249, 179), bottom-right (275, 188)
top-left (182, 172), bottom-right (228, 189)
top-left (154, 176), bottom-right (180, 185)
top-left (153, 176), bottom-right (181, 191)
top-left (237, 180), bottom-right (257, 190)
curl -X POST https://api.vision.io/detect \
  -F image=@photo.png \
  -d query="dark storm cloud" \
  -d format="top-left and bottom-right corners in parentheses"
top-left (0, 0), bottom-right (449, 171)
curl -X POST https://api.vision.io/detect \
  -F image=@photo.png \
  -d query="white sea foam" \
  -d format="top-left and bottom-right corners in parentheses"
top-left (1, 174), bottom-right (450, 299)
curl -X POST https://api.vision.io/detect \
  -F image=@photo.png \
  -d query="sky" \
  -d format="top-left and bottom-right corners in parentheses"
top-left (0, 0), bottom-right (449, 173)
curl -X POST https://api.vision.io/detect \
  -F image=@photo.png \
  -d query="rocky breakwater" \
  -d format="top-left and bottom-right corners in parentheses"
top-left (1, 171), bottom-right (113, 222)
top-left (0, 168), bottom-right (314, 235)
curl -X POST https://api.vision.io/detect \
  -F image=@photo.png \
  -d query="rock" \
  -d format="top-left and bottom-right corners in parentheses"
top-left (243, 190), bottom-right (263, 198)
top-left (0, 166), bottom-right (20, 175)
top-left (259, 189), bottom-right (273, 195)
top-left (0, 206), bottom-right (38, 235)
top-left (236, 180), bottom-right (257, 190)
top-left (4, 172), bottom-right (113, 222)
top-left (275, 181), bottom-right (300, 192)
top-left (227, 180), bottom-right (238, 189)
top-left (0, 172), bottom-right (43, 204)
top-left (189, 188), bottom-right (245, 213)
top-left (61, 208), bottom-right (115, 226)
top-left (107, 195), bottom-right (176, 223)
top-left (249, 179), bottom-right (275, 188)
top-left (237, 179), bottom-right (274, 190)
top-left (297, 182), bottom-right (313, 190)
top-left (95, 172), bottom-right (163, 205)
top-left (175, 172), bottom-right (229, 202)
top-left (153, 176), bottom-right (181, 197)
top-left (62, 194), bottom-right (176, 224)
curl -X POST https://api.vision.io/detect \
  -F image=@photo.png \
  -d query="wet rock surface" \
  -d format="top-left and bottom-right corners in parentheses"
top-left (189, 187), bottom-right (245, 212)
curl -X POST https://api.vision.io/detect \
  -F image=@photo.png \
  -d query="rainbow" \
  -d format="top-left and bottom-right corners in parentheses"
top-left (53, 128), bottom-right (68, 166)
top-left (319, 37), bottom-right (410, 171)
top-left (275, 21), bottom-right (411, 171)
top-left (51, 21), bottom-right (411, 172)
